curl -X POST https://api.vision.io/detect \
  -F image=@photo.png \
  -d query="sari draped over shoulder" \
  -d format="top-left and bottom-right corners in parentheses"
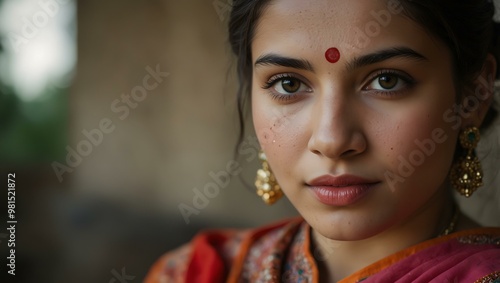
top-left (144, 218), bottom-right (500, 283)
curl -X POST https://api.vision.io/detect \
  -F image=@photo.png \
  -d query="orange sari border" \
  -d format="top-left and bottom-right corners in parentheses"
top-left (144, 217), bottom-right (500, 283)
top-left (340, 227), bottom-right (500, 282)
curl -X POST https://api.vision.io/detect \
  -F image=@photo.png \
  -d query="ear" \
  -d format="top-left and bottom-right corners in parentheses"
top-left (461, 53), bottom-right (497, 128)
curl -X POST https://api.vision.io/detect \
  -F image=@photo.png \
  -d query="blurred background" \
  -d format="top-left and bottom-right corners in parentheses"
top-left (0, 0), bottom-right (498, 282)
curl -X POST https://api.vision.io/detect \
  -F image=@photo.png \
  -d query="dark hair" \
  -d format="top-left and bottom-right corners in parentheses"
top-left (228, 0), bottom-right (500, 146)
top-left (397, 0), bottom-right (499, 128)
top-left (228, 0), bottom-right (271, 146)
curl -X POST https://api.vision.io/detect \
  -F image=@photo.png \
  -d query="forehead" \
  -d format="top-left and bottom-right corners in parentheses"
top-left (252, 0), bottom-right (441, 63)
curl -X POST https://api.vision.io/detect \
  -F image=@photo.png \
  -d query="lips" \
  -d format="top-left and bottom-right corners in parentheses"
top-left (307, 175), bottom-right (380, 206)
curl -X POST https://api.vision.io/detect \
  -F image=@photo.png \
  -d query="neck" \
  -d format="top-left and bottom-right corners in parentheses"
top-left (311, 188), bottom-right (455, 282)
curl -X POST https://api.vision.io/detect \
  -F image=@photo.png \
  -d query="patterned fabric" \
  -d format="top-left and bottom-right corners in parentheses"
top-left (144, 218), bottom-right (500, 283)
top-left (157, 244), bottom-right (191, 283)
top-left (145, 228), bottom-right (250, 283)
top-left (241, 221), bottom-right (314, 283)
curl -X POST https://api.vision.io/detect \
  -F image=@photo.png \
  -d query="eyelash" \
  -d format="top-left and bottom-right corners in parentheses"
top-left (363, 69), bottom-right (416, 97)
top-left (262, 73), bottom-right (310, 102)
top-left (261, 70), bottom-right (416, 102)
top-left (262, 73), bottom-right (299, 89)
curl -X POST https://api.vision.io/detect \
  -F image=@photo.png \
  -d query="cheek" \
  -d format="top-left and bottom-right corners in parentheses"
top-left (252, 96), bottom-right (304, 151)
top-left (379, 98), bottom-right (459, 192)
top-left (252, 95), bottom-right (308, 182)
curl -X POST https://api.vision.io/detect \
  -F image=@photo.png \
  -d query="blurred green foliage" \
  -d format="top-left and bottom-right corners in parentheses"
top-left (0, 38), bottom-right (67, 164)
top-left (0, 83), bottom-right (67, 163)
top-left (0, 0), bottom-right (68, 164)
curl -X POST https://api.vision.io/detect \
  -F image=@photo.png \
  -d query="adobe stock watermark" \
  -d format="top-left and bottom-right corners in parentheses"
top-left (8, 0), bottom-right (71, 53)
top-left (178, 105), bottom-right (294, 224)
top-left (108, 267), bottom-right (135, 283)
top-left (213, 0), bottom-right (232, 22)
top-left (257, 106), bottom-right (294, 146)
top-left (178, 135), bottom-right (260, 224)
top-left (385, 74), bottom-right (496, 191)
top-left (51, 65), bottom-right (170, 182)
top-left (384, 128), bottom-right (448, 189)
top-left (349, 0), bottom-right (403, 50)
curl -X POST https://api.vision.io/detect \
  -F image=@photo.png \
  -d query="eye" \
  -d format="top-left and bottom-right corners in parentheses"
top-left (378, 75), bottom-right (399, 89)
top-left (367, 73), bottom-right (404, 91)
top-left (264, 75), bottom-right (311, 95)
top-left (262, 74), bottom-right (312, 101)
top-left (364, 70), bottom-right (415, 95)
top-left (275, 77), bottom-right (308, 94)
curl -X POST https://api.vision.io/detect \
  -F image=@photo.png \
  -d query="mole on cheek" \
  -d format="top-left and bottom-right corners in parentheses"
top-left (263, 133), bottom-right (269, 141)
top-left (325, 47), bottom-right (340, 63)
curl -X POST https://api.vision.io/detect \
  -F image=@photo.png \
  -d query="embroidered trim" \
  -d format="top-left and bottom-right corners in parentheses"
top-left (241, 223), bottom-right (296, 282)
top-left (241, 222), bottom-right (312, 282)
top-left (457, 235), bottom-right (500, 245)
top-left (473, 271), bottom-right (500, 283)
top-left (283, 223), bottom-right (313, 282)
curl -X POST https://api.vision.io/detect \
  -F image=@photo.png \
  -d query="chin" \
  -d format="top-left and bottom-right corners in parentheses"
top-left (303, 201), bottom-right (397, 242)
top-left (316, 222), bottom-right (384, 241)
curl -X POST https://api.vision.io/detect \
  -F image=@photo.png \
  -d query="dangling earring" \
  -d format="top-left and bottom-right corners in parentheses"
top-left (450, 127), bottom-right (483, 197)
top-left (255, 150), bottom-right (283, 205)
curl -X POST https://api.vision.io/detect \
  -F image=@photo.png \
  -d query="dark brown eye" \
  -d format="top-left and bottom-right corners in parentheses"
top-left (364, 70), bottom-right (414, 95)
top-left (378, 75), bottom-right (399, 89)
top-left (281, 78), bottom-right (301, 93)
top-left (265, 74), bottom-right (312, 97)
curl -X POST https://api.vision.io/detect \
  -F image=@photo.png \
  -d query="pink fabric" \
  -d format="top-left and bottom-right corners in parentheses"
top-left (145, 219), bottom-right (500, 282)
top-left (359, 233), bottom-right (500, 282)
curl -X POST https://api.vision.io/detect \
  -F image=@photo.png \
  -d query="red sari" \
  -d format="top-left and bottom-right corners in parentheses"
top-left (144, 218), bottom-right (500, 282)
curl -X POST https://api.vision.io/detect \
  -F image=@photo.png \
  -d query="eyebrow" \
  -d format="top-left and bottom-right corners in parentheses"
top-left (253, 47), bottom-right (428, 73)
top-left (254, 54), bottom-right (315, 72)
top-left (345, 47), bottom-right (428, 71)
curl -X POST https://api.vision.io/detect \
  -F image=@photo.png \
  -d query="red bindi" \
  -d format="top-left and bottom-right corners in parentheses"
top-left (325, 47), bottom-right (340, 63)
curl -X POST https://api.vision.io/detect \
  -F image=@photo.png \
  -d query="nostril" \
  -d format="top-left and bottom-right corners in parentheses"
top-left (341, 149), bottom-right (357, 157)
top-left (311, 149), bottom-right (321, 155)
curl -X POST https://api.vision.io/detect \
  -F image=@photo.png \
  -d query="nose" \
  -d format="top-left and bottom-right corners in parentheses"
top-left (307, 94), bottom-right (367, 159)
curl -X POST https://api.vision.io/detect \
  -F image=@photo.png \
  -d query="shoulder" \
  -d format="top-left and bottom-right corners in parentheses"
top-left (144, 217), bottom-right (304, 283)
top-left (347, 227), bottom-right (500, 283)
top-left (143, 228), bottom-right (248, 283)
top-left (144, 242), bottom-right (193, 283)
top-left (436, 228), bottom-right (500, 283)
top-left (454, 228), bottom-right (500, 282)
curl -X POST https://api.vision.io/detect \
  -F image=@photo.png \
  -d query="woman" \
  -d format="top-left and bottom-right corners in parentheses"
top-left (146, 0), bottom-right (500, 282)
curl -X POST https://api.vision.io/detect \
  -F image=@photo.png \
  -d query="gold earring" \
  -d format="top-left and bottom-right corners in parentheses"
top-left (255, 150), bottom-right (283, 205)
top-left (450, 127), bottom-right (483, 197)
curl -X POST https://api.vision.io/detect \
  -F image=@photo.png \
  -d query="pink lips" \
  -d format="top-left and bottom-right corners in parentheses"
top-left (307, 175), bottom-right (380, 206)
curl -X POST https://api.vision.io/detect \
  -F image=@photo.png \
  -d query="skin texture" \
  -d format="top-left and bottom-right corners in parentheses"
top-left (250, 0), bottom-right (496, 281)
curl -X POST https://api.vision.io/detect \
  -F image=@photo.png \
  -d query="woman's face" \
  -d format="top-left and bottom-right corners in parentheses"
top-left (251, 0), bottom-right (463, 240)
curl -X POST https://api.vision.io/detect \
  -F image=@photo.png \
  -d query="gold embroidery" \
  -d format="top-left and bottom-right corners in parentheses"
top-left (457, 235), bottom-right (500, 245)
top-left (473, 271), bottom-right (500, 283)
